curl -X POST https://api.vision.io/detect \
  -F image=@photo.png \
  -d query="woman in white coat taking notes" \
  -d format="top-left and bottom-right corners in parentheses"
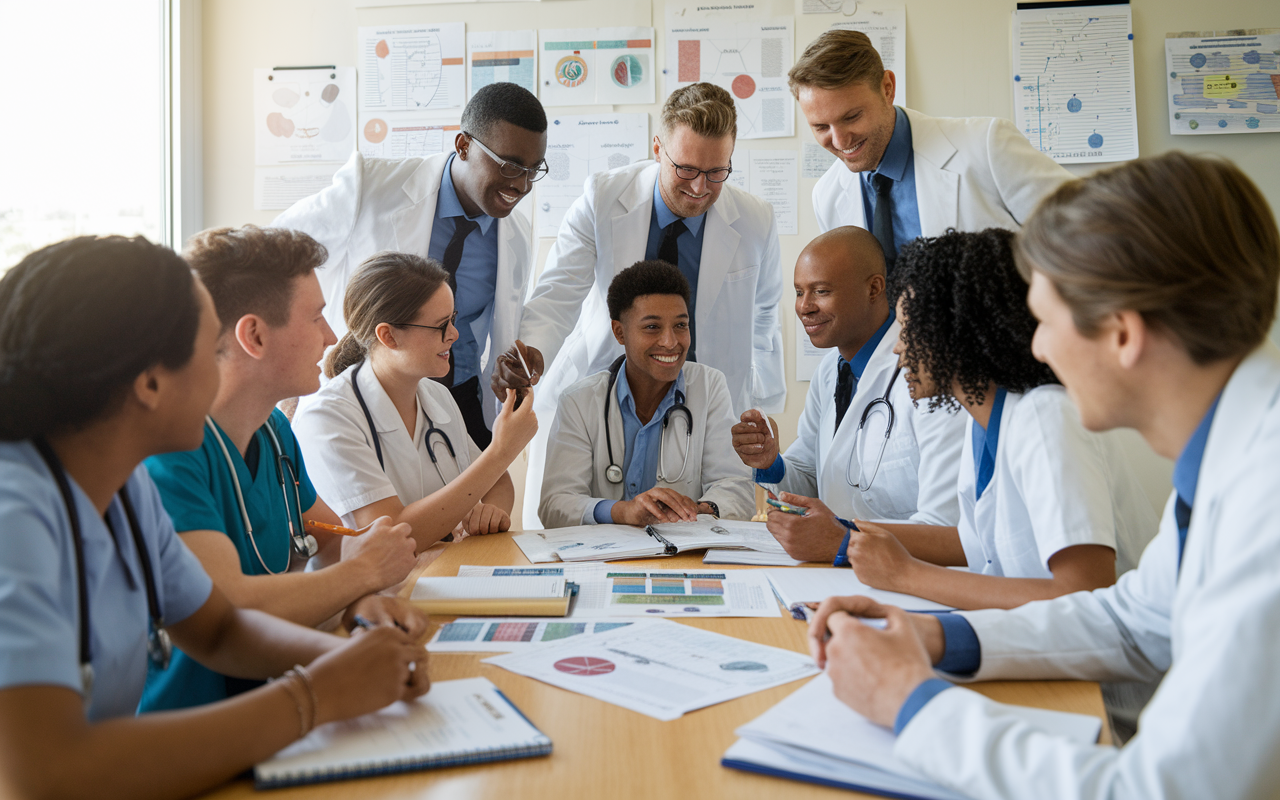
top-left (810, 152), bottom-right (1280, 800)
top-left (293, 252), bottom-right (537, 549)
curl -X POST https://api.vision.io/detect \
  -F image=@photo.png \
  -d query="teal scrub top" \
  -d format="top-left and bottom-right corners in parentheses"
top-left (139, 409), bottom-right (317, 712)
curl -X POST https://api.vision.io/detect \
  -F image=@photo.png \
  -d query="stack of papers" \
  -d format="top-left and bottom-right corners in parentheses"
top-left (484, 618), bottom-right (818, 720)
top-left (514, 518), bottom-right (791, 563)
top-left (764, 568), bottom-right (954, 613)
top-left (722, 673), bottom-right (1102, 799)
top-left (409, 575), bottom-right (573, 616)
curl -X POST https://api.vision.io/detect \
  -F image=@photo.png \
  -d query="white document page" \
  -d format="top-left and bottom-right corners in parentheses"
top-left (428, 618), bottom-right (648, 652)
top-left (468, 29), bottom-right (537, 98)
top-left (801, 139), bottom-right (838, 179)
top-left (253, 164), bottom-right (340, 211)
top-left (357, 115), bottom-right (459, 160)
top-left (705, 549), bottom-right (803, 567)
top-left (483, 619), bottom-right (818, 720)
top-left (535, 113), bottom-right (649, 238)
top-left (829, 3), bottom-right (906, 106)
top-left (765, 568), bottom-right (954, 612)
top-left (254, 67), bottom-right (357, 166)
top-left (794, 316), bottom-right (832, 382)
top-left (359, 24), bottom-right (466, 113)
top-left (410, 576), bottom-right (565, 601)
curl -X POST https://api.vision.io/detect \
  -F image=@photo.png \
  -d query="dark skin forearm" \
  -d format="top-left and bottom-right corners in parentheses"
top-left (866, 522), bottom-right (968, 567)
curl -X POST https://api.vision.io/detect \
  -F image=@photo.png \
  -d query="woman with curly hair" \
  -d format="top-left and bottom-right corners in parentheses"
top-left (810, 227), bottom-right (1155, 612)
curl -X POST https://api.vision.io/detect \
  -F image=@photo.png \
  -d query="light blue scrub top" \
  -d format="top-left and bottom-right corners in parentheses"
top-left (0, 441), bottom-right (212, 722)
top-left (140, 409), bottom-right (317, 712)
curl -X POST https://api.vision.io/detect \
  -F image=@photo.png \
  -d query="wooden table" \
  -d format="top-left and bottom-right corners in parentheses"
top-left (201, 532), bottom-right (1109, 799)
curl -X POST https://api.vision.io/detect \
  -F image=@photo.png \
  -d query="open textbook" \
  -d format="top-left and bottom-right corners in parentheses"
top-left (723, 673), bottom-right (1101, 799)
top-left (513, 518), bottom-right (791, 563)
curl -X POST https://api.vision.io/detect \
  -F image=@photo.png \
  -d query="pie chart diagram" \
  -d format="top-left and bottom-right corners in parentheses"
top-left (732, 74), bottom-right (756, 99)
top-left (554, 656), bottom-right (616, 676)
top-left (364, 118), bottom-right (388, 144)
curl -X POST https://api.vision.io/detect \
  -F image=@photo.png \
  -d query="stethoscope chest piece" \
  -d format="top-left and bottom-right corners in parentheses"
top-left (148, 626), bottom-right (173, 672)
top-left (605, 464), bottom-right (624, 484)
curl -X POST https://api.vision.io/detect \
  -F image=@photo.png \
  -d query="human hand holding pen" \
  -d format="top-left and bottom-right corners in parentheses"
top-left (343, 595), bottom-right (429, 641)
top-left (732, 409), bottom-right (780, 469)
top-left (490, 339), bottom-right (544, 404)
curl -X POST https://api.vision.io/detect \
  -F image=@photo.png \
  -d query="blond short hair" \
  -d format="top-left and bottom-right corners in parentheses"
top-left (788, 30), bottom-right (885, 97)
top-left (1017, 151), bottom-right (1279, 365)
top-left (660, 83), bottom-right (736, 140)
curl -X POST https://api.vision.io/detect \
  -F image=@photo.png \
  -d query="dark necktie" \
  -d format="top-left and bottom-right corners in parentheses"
top-left (871, 173), bottom-right (896, 273)
top-left (436, 217), bottom-right (480, 386)
top-left (833, 360), bottom-right (855, 431)
top-left (657, 219), bottom-right (696, 362)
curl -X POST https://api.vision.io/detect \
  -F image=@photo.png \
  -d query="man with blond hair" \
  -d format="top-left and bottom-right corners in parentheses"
top-left (493, 82), bottom-right (785, 527)
top-left (792, 30), bottom-right (1071, 271)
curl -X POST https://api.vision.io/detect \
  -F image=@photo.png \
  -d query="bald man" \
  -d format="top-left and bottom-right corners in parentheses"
top-left (732, 227), bottom-right (966, 562)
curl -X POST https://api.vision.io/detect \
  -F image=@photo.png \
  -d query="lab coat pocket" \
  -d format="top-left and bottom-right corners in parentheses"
top-left (724, 264), bottom-right (759, 283)
top-left (862, 453), bottom-right (919, 520)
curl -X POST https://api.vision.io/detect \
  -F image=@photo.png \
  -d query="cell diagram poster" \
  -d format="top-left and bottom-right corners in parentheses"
top-left (538, 28), bottom-right (656, 106)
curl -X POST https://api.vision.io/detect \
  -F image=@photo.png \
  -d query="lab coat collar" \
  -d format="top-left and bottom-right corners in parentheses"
top-left (870, 107), bottom-right (913, 182)
top-left (616, 360), bottom-right (686, 430)
top-left (393, 152), bottom-right (451, 258)
top-left (352, 360), bottom-right (454, 440)
top-left (848, 309), bottom-right (896, 381)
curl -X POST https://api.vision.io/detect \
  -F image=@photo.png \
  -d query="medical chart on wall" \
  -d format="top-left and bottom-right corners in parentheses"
top-left (1165, 29), bottom-right (1280, 135)
top-left (726, 150), bottom-right (798, 235)
top-left (538, 28), bottom-right (656, 106)
top-left (358, 24), bottom-right (466, 113)
top-left (794, 319), bottom-right (832, 382)
top-left (829, 2), bottom-right (906, 106)
top-left (357, 115), bottom-right (460, 159)
top-left (802, 140), bottom-right (838, 178)
top-left (252, 67), bottom-right (356, 211)
top-left (665, 7), bottom-right (795, 140)
top-left (1011, 2), bottom-right (1138, 163)
top-left (468, 29), bottom-right (538, 98)
top-left (535, 113), bottom-right (649, 238)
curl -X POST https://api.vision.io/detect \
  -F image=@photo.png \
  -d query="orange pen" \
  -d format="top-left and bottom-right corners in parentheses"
top-left (305, 519), bottom-right (370, 536)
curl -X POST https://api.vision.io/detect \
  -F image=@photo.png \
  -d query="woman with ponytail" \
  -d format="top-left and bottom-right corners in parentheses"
top-left (294, 251), bottom-right (537, 545)
top-left (0, 236), bottom-right (427, 799)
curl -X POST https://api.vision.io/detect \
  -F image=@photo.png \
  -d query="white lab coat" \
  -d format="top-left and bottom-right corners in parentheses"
top-left (774, 321), bottom-right (965, 525)
top-left (519, 159), bottom-right (785, 528)
top-left (892, 345), bottom-right (1280, 799)
top-left (956, 385), bottom-right (1155, 579)
top-left (272, 151), bottom-right (534, 428)
top-left (811, 108), bottom-right (1073, 237)
top-left (292, 362), bottom-right (480, 527)
top-left (539, 361), bottom-right (754, 529)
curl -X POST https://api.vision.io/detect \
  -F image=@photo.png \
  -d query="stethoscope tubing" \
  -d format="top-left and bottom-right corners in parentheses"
top-left (603, 356), bottom-right (694, 486)
top-left (351, 360), bottom-right (460, 486)
top-left (845, 365), bottom-right (902, 491)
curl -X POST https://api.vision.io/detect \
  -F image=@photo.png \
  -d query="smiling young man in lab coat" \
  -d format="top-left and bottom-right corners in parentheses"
top-left (539, 260), bottom-right (753, 529)
top-left (809, 153), bottom-right (1280, 799)
top-left (732, 226), bottom-right (965, 558)
top-left (273, 82), bottom-right (547, 450)
top-left (792, 30), bottom-right (1071, 268)
top-left (490, 82), bottom-right (785, 527)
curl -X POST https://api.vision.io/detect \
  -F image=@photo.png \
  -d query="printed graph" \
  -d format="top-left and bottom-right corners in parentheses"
top-left (554, 656), bottom-right (617, 676)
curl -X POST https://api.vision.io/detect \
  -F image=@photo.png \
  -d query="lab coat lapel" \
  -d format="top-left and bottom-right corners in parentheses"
top-left (906, 108), bottom-right (959, 236)
top-left (697, 190), bottom-right (740, 333)
top-left (612, 164), bottom-right (659, 265)
top-left (355, 362), bottom-right (408, 439)
top-left (391, 154), bottom-right (448, 257)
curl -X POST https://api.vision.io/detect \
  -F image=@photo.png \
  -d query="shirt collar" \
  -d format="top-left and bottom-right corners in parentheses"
top-left (652, 179), bottom-right (706, 237)
top-left (1172, 393), bottom-right (1222, 508)
top-left (438, 152), bottom-right (495, 236)
top-left (870, 106), bottom-right (912, 182)
top-left (844, 309), bottom-right (896, 381)
top-left (616, 359), bottom-right (686, 426)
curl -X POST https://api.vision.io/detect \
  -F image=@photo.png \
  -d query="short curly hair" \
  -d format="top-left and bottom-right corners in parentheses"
top-left (607, 260), bottom-right (691, 321)
top-left (888, 228), bottom-right (1058, 412)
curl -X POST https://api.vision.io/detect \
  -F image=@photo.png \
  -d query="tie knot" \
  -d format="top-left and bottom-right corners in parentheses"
top-left (667, 219), bottom-right (689, 235)
top-left (872, 173), bottom-right (893, 195)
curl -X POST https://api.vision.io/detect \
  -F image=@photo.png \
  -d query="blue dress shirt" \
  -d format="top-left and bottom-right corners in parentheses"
top-left (1172, 394), bottom-right (1221, 568)
top-left (755, 311), bottom-right (896, 486)
top-left (428, 153), bottom-right (500, 387)
top-left (645, 181), bottom-right (706, 354)
top-left (591, 364), bottom-right (687, 524)
top-left (859, 107), bottom-right (922, 259)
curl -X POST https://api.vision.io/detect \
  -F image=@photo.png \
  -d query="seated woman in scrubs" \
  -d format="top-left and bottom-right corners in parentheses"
top-left (777, 228), bottom-right (1155, 611)
top-left (0, 236), bottom-right (427, 798)
top-left (294, 252), bottom-right (537, 544)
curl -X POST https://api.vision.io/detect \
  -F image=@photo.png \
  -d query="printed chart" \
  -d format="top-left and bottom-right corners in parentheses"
top-left (1012, 3), bottom-right (1138, 163)
top-left (428, 618), bottom-right (638, 652)
top-left (666, 12), bottom-right (795, 140)
top-left (535, 113), bottom-right (649, 237)
top-left (830, 3), bottom-right (906, 106)
top-left (359, 24), bottom-right (465, 112)
top-left (468, 29), bottom-right (537, 98)
top-left (252, 67), bottom-right (356, 210)
top-left (1166, 30), bottom-right (1280, 135)
top-left (538, 28), bottom-right (656, 106)
top-left (357, 115), bottom-right (460, 159)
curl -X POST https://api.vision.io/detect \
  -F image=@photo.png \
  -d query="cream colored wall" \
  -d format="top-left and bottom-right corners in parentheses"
top-left (202, 0), bottom-right (1279, 526)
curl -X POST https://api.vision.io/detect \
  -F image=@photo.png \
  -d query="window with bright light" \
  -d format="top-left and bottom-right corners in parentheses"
top-left (0, 1), bottom-right (164, 271)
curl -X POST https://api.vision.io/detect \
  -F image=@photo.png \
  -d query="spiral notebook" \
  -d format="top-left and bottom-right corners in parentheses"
top-left (254, 677), bottom-right (552, 789)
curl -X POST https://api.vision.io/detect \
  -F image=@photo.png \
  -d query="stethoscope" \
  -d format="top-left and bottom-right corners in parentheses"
top-left (351, 360), bottom-right (458, 485)
top-left (207, 416), bottom-right (316, 575)
top-left (33, 437), bottom-right (171, 707)
top-left (845, 365), bottom-right (902, 491)
top-left (602, 355), bottom-right (694, 485)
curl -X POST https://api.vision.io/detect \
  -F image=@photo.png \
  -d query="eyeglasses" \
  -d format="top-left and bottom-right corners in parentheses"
top-left (395, 312), bottom-right (457, 342)
top-left (465, 133), bottom-right (549, 183)
top-left (657, 139), bottom-right (732, 183)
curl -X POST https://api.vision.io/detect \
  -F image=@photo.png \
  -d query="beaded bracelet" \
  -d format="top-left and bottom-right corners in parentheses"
top-left (278, 665), bottom-right (318, 737)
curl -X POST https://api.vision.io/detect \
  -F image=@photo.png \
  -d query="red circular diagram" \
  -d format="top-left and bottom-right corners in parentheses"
top-left (554, 656), bottom-right (616, 676)
top-left (732, 74), bottom-right (756, 99)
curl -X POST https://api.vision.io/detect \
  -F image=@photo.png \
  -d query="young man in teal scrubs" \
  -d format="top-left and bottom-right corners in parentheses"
top-left (140, 225), bottom-right (426, 711)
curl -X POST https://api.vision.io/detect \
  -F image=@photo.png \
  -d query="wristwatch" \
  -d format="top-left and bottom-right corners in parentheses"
top-left (700, 500), bottom-right (720, 518)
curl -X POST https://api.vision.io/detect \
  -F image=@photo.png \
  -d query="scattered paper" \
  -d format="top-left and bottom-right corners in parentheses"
top-left (802, 140), bottom-right (837, 179)
top-left (483, 619), bottom-right (818, 720)
top-left (1165, 29), bottom-right (1280, 135)
top-left (538, 28), bottom-right (656, 106)
top-left (1012, 3), bottom-right (1139, 163)
top-left (795, 317), bottom-right (832, 382)
top-left (428, 618), bottom-right (644, 652)
top-left (666, 8), bottom-right (795, 140)
top-left (704, 549), bottom-right (803, 566)
top-left (830, 3), bottom-right (906, 106)
top-left (468, 29), bottom-right (538, 98)
top-left (535, 113), bottom-right (650, 238)
top-left (357, 115), bottom-right (460, 159)
top-left (359, 24), bottom-right (466, 113)
top-left (254, 67), bottom-right (357, 166)
top-left (765, 567), bottom-right (954, 612)
top-left (254, 164), bottom-right (339, 211)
